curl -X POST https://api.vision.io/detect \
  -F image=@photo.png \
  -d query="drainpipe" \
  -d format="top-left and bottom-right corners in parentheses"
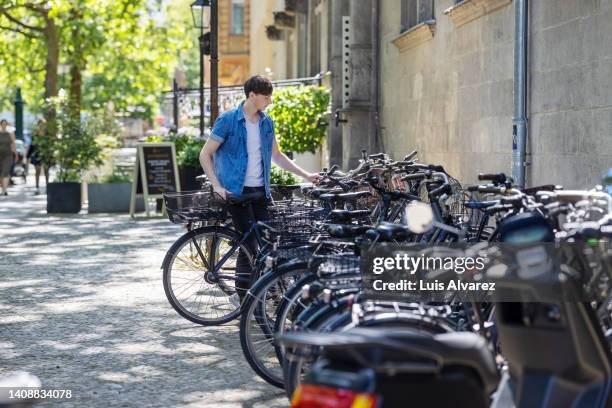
top-left (372, 0), bottom-right (382, 153)
top-left (512, 0), bottom-right (528, 188)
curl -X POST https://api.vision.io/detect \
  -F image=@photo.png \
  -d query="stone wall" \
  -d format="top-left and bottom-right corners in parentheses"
top-left (380, 0), bottom-right (514, 184)
top-left (528, 0), bottom-right (612, 187)
top-left (379, 0), bottom-right (612, 187)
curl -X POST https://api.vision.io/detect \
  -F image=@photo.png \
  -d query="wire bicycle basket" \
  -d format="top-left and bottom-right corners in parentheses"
top-left (163, 190), bottom-right (227, 224)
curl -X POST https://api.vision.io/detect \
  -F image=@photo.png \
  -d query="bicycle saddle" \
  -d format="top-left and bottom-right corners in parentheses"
top-left (327, 224), bottom-right (372, 238)
top-left (329, 209), bottom-right (371, 222)
top-left (318, 191), bottom-right (371, 203)
top-left (306, 187), bottom-right (344, 199)
top-left (370, 222), bottom-right (412, 241)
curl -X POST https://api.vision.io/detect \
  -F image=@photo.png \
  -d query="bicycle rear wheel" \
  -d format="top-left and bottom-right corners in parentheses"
top-left (162, 226), bottom-right (254, 325)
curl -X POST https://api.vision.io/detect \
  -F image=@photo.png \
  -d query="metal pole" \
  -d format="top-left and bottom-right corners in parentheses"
top-left (210, 0), bottom-right (219, 126)
top-left (172, 78), bottom-right (179, 131)
top-left (14, 88), bottom-right (24, 141)
top-left (512, 0), bottom-right (528, 188)
top-left (199, 27), bottom-right (206, 138)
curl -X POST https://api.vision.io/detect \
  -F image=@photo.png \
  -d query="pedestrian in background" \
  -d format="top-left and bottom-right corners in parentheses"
top-left (0, 119), bottom-right (17, 196)
top-left (27, 119), bottom-right (50, 195)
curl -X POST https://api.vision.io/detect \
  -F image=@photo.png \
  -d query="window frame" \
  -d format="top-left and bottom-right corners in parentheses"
top-left (401, 0), bottom-right (435, 33)
top-left (230, 0), bottom-right (245, 36)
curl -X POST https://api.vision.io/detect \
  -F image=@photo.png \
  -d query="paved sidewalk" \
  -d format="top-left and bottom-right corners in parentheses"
top-left (0, 178), bottom-right (286, 407)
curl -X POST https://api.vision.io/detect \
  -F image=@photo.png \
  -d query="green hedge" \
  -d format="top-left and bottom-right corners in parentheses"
top-left (267, 85), bottom-right (330, 154)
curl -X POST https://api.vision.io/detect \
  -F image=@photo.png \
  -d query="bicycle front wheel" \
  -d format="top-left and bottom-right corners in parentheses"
top-left (239, 261), bottom-right (309, 388)
top-left (162, 226), bottom-right (254, 326)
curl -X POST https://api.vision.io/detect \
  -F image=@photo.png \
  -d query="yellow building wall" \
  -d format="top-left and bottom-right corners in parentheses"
top-left (218, 0), bottom-right (250, 85)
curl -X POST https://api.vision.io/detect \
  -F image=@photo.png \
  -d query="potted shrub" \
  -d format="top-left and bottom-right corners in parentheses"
top-left (270, 164), bottom-right (299, 200)
top-left (38, 91), bottom-right (103, 214)
top-left (176, 136), bottom-right (205, 191)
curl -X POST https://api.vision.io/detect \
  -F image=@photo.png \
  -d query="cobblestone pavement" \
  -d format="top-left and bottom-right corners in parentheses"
top-left (0, 177), bottom-right (287, 407)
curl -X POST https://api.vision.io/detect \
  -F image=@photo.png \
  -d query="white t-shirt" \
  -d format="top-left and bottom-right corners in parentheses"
top-left (244, 118), bottom-right (264, 187)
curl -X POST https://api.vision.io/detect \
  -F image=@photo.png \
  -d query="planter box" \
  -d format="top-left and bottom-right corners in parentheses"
top-left (88, 182), bottom-right (144, 213)
top-left (179, 165), bottom-right (204, 191)
top-left (47, 182), bottom-right (82, 214)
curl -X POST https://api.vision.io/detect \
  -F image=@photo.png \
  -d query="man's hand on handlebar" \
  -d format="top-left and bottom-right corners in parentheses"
top-left (306, 172), bottom-right (322, 185)
top-left (213, 184), bottom-right (228, 200)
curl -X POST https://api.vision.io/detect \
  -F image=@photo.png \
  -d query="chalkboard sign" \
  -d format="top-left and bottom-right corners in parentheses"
top-left (130, 143), bottom-right (181, 218)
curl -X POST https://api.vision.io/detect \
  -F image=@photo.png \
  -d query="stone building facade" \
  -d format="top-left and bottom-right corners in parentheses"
top-left (251, 0), bottom-right (611, 187)
top-left (252, 0), bottom-right (351, 167)
top-left (380, 0), bottom-right (611, 187)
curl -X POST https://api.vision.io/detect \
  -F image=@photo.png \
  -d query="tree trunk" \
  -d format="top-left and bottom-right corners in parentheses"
top-left (43, 19), bottom-right (59, 134)
top-left (69, 9), bottom-right (84, 120)
top-left (69, 63), bottom-right (82, 117)
top-left (44, 20), bottom-right (59, 101)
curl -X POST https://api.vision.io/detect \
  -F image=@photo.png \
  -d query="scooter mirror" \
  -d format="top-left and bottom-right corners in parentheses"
top-left (403, 202), bottom-right (434, 234)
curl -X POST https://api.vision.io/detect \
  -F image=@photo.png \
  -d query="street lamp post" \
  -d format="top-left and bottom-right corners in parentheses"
top-left (191, 0), bottom-right (211, 138)
top-left (210, 0), bottom-right (219, 126)
top-left (14, 88), bottom-right (24, 142)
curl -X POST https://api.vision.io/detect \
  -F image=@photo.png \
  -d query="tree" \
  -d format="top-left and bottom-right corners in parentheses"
top-left (82, 0), bottom-right (191, 119)
top-left (0, 1), bottom-right (60, 122)
top-left (0, 0), bottom-right (194, 122)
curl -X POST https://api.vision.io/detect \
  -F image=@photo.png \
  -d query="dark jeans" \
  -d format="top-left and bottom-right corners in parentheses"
top-left (227, 186), bottom-right (269, 301)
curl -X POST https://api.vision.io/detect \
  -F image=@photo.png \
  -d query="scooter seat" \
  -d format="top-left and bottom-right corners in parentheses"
top-left (280, 327), bottom-right (499, 394)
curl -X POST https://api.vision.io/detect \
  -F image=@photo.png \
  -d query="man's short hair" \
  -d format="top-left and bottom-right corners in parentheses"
top-left (244, 75), bottom-right (273, 97)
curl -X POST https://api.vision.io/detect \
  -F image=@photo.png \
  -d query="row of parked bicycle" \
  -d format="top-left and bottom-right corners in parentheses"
top-left (161, 150), bottom-right (612, 408)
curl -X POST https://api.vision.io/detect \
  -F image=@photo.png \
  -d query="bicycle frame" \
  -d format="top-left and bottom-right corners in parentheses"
top-left (189, 223), bottom-right (268, 283)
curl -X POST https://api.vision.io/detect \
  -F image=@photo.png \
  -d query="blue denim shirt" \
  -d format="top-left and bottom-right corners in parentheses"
top-left (210, 102), bottom-right (274, 198)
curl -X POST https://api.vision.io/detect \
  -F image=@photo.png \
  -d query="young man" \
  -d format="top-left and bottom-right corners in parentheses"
top-left (199, 75), bottom-right (320, 304)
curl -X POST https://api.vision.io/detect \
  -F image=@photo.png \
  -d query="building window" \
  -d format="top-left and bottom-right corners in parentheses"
top-left (231, 0), bottom-right (244, 35)
top-left (401, 0), bottom-right (434, 32)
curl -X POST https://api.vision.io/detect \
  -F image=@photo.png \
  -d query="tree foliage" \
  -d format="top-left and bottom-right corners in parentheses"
top-left (0, 0), bottom-right (194, 120)
top-left (0, 1), bottom-right (59, 115)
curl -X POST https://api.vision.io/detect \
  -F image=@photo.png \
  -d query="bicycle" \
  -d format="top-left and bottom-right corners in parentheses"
top-left (162, 189), bottom-right (279, 325)
top-left (162, 187), bottom-right (325, 326)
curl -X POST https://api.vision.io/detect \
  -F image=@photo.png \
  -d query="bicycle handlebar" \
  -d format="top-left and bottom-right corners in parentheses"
top-left (404, 150), bottom-right (418, 161)
top-left (402, 173), bottom-right (428, 181)
top-left (478, 173), bottom-right (508, 185)
top-left (406, 164), bottom-right (445, 173)
top-left (429, 183), bottom-right (451, 198)
top-left (477, 186), bottom-right (505, 194)
top-left (485, 203), bottom-right (515, 215)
